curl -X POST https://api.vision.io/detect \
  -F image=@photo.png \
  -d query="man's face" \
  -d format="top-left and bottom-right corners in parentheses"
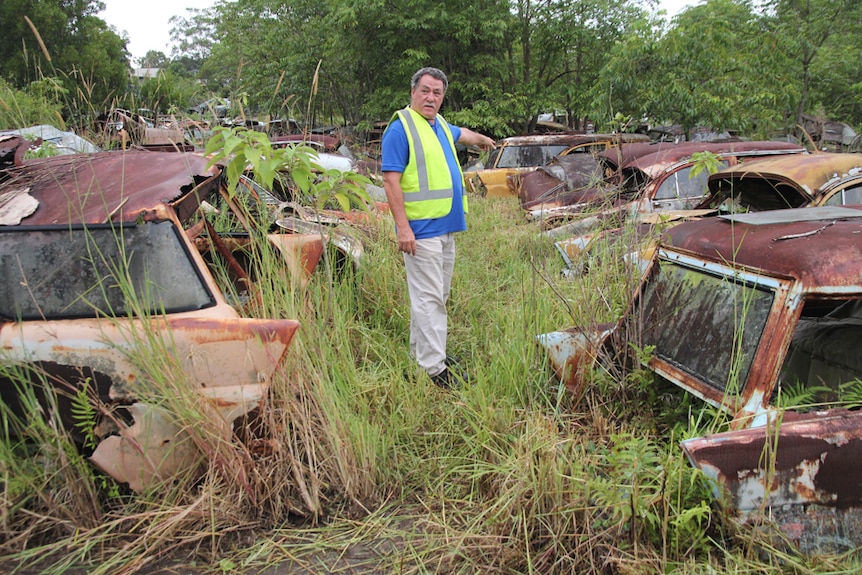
top-left (410, 74), bottom-right (446, 120)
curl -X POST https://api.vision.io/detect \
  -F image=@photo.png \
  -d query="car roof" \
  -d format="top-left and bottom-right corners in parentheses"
top-left (498, 133), bottom-right (648, 147)
top-left (599, 140), bottom-right (806, 172)
top-left (271, 134), bottom-right (341, 152)
top-left (662, 205), bottom-right (862, 292)
top-left (1, 151), bottom-right (219, 226)
top-left (706, 152), bottom-right (862, 203)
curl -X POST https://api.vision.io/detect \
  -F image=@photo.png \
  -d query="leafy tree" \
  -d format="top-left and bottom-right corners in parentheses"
top-left (136, 69), bottom-right (202, 115)
top-left (172, 1), bottom-right (284, 116)
top-left (178, 0), bottom-right (511, 133)
top-left (497, 0), bottom-right (655, 133)
top-left (810, 40), bottom-right (862, 129)
top-left (166, 56), bottom-right (202, 79)
top-left (138, 50), bottom-right (169, 69)
top-left (592, 0), bottom-right (796, 137)
top-left (169, 5), bottom-right (217, 80)
top-left (165, 0), bottom-right (862, 137)
top-left (0, 0), bottom-right (130, 118)
top-left (765, 0), bottom-right (862, 127)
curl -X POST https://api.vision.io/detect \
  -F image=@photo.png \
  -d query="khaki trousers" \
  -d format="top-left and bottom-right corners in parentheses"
top-left (403, 233), bottom-right (455, 377)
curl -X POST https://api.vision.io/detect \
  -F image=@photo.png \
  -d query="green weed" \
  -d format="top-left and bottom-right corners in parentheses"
top-left (0, 137), bottom-right (857, 575)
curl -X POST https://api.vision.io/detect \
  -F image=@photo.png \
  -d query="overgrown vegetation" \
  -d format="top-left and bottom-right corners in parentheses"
top-left (2, 0), bottom-right (862, 139)
top-left (1, 143), bottom-right (860, 572)
top-left (0, 5), bottom-right (861, 569)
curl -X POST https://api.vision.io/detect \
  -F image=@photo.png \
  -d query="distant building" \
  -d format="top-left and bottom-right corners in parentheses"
top-left (132, 68), bottom-right (161, 81)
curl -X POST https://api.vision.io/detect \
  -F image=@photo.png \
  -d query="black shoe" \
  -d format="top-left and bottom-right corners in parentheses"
top-left (445, 354), bottom-right (461, 367)
top-left (430, 367), bottom-right (468, 390)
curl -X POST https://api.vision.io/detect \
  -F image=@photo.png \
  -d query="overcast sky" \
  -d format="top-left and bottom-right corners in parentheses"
top-left (99, 0), bottom-right (696, 64)
top-left (99, 0), bottom-right (215, 63)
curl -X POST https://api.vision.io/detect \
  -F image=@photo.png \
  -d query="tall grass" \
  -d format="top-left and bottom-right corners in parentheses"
top-left (1, 114), bottom-right (861, 575)
top-left (3, 182), bottom-right (861, 574)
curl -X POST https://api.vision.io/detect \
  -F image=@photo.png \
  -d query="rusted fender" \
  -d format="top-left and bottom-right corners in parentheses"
top-left (2, 315), bottom-right (299, 395)
top-left (2, 314), bottom-right (299, 491)
top-left (536, 324), bottom-right (615, 394)
top-left (681, 410), bottom-right (862, 514)
top-left (267, 233), bottom-right (325, 287)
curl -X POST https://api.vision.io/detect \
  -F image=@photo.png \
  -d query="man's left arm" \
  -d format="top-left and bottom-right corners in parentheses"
top-left (457, 127), bottom-right (496, 151)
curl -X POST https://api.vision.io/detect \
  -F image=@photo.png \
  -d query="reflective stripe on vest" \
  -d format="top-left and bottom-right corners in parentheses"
top-left (395, 108), bottom-right (465, 220)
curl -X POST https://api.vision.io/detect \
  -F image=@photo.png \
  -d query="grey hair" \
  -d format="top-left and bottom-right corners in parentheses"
top-left (411, 67), bottom-right (448, 92)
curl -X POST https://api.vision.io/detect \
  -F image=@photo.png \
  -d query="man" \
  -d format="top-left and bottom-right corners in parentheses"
top-left (381, 67), bottom-right (496, 389)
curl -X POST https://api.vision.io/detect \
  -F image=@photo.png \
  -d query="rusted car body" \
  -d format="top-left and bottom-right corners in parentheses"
top-left (539, 206), bottom-right (862, 552)
top-left (1, 125), bottom-right (100, 155)
top-left (518, 153), bottom-right (606, 211)
top-left (95, 109), bottom-right (194, 151)
top-left (646, 124), bottom-right (737, 143)
top-left (0, 134), bottom-right (31, 168)
top-left (0, 144), bottom-right (308, 491)
top-left (535, 140), bottom-right (807, 227)
top-left (271, 133), bottom-right (341, 152)
top-left (800, 114), bottom-right (858, 152)
top-left (555, 151), bottom-right (862, 277)
top-left (698, 152), bottom-right (862, 212)
top-left (541, 141), bottom-right (808, 277)
top-left (463, 133), bottom-right (649, 198)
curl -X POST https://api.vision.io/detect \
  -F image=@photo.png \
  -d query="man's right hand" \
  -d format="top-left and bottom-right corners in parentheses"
top-left (397, 227), bottom-right (416, 256)
top-left (383, 170), bottom-right (416, 255)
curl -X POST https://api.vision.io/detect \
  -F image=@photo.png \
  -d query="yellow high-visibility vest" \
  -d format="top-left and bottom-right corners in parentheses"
top-left (393, 107), bottom-right (467, 220)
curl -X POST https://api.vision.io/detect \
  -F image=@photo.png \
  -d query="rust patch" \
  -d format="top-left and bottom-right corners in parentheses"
top-left (2, 151), bottom-right (219, 225)
top-left (663, 207), bottom-right (862, 290)
top-left (683, 410), bottom-right (862, 516)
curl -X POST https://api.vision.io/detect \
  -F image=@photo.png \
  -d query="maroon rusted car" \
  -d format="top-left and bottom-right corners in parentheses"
top-left (0, 140), bottom-right (310, 491)
top-left (541, 140), bottom-right (808, 276)
top-left (464, 132), bottom-right (649, 198)
top-left (528, 140), bottom-right (806, 228)
top-left (539, 206), bottom-right (862, 553)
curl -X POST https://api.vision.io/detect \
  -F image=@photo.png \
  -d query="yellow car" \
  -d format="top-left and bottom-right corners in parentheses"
top-left (463, 132), bottom-right (649, 198)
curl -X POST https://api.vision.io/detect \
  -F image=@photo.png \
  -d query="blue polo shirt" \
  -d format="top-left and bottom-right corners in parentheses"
top-left (381, 116), bottom-right (466, 240)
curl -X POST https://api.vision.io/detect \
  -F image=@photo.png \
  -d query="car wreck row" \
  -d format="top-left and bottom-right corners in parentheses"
top-left (0, 135), bottom-right (361, 492)
top-left (506, 136), bottom-right (862, 554)
top-left (540, 145), bottom-right (862, 280)
top-left (4, 121), bottom-right (862, 555)
top-left (462, 130), bottom-right (862, 553)
top-left (539, 205), bottom-right (862, 553)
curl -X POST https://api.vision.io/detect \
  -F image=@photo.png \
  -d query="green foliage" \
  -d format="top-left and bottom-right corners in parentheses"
top-left (0, 0), bottom-right (130, 112)
top-left (688, 151), bottom-right (723, 179)
top-left (766, 0), bottom-right (862, 126)
top-left (205, 126), bottom-right (371, 212)
top-left (69, 379), bottom-right (98, 449)
top-left (138, 50), bottom-right (170, 69)
top-left (779, 378), bottom-right (862, 413)
top-left (206, 126), bottom-right (312, 194)
top-left (838, 379), bottom-right (862, 409)
top-left (0, 363), bottom-right (106, 533)
top-left (0, 77), bottom-right (66, 128)
top-left (589, 431), bottom-right (714, 556)
top-left (135, 69), bottom-right (202, 115)
top-left (23, 139), bottom-right (59, 158)
top-left (592, 0), bottom-right (799, 135)
top-left (159, 0), bottom-right (862, 137)
top-left (774, 379), bottom-right (835, 411)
